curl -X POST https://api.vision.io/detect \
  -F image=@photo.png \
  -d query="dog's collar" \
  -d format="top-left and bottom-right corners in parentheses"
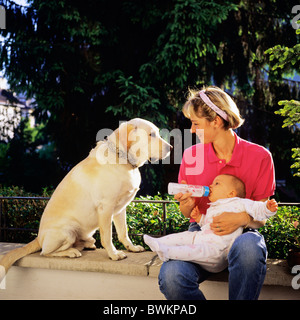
top-left (106, 139), bottom-right (138, 169)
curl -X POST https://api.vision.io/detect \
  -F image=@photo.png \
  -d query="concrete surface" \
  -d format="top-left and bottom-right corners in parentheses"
top-left (0, 242), bottom-right (299, 300)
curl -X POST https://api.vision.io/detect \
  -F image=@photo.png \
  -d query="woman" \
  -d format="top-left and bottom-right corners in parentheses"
top-left (159, 86), bottom-right (275, 300)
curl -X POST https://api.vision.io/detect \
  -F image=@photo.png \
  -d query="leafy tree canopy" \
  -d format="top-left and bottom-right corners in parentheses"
top-left (0, 0), bottom-right (299, 199)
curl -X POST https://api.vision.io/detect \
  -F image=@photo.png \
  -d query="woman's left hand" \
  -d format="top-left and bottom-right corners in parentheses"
top-left (210, 211), bottom-right (250, 235)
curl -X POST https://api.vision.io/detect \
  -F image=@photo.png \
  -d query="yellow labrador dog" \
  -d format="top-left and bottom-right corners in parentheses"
top-left (0, 118), bottom-right (171, 282)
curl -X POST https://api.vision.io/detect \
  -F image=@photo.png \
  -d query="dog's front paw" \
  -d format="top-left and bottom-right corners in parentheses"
top-left (109, 250), bottom-right (127, 261)
top-left (127, 245), bottom-right (145, 253)
top-left (66, 248), bottom-right (82, 258)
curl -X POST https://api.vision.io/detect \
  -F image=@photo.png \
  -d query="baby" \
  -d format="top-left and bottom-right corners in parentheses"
top-left (144, 174), bottom-right (278, 273)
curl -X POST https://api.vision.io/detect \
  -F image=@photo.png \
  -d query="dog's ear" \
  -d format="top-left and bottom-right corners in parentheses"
top-left (117, 122), bottom-right (136, 151)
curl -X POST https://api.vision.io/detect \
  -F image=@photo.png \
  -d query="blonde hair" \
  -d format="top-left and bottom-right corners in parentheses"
top-left (182, 86), bottom-right (244, 130)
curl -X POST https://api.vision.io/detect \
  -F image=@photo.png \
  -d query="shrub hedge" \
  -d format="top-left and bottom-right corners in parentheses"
top-left (0, 186), bottom-right (299, 259)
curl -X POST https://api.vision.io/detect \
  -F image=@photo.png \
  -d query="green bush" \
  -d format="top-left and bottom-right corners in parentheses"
top-left (1, 186), bottom-right (299, 259)
top-left (0, 186), bottom-right (53, 243)
top-left (114, 194), bottom-right (190, 250)
top-left (259, 206), bottom-right (300, 259)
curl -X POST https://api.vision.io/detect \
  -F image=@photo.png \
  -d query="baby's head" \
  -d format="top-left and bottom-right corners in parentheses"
top-left (209, 174), bottom-right (246, 202)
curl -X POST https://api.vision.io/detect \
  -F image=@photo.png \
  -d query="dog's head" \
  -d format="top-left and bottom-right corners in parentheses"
top-left (105, 118), bottom-right (171, 168)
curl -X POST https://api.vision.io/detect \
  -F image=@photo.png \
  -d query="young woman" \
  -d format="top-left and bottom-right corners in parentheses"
top-left (158, 86), bottom-right (275, 300)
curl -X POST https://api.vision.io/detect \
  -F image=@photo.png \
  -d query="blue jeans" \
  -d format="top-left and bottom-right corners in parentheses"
top-left (158, 223), bottom-right (267, 300)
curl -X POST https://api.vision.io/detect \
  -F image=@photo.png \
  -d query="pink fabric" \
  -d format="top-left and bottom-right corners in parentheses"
top-left (178, 132), bottom-right (276, 216)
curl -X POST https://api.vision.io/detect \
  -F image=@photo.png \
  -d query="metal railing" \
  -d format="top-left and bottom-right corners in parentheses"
top-left (0, 196), bottom-right (299, 243)
top-left (0, 196), bottom-right (178, 242)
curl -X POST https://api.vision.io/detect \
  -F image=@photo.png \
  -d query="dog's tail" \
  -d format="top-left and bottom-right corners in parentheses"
top-left (0, 238), bottom-right (41, 284)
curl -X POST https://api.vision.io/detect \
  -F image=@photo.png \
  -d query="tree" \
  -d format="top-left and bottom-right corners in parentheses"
top-left (0, 0), bottom-right (299, 199)
top-left (0, 0), bottom-right (236, 192)
top-left (265, 37), bottom-right (300, 177)
top-left (0, 0), bottom-right (235, 150)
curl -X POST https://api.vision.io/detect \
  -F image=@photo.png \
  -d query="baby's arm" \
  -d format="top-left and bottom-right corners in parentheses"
top-left (190, 206), bottom-right (202, 224)
top-left (242, 198), bottom-right (278, 221)
top-left (266, 199), bottom-right (278, 212)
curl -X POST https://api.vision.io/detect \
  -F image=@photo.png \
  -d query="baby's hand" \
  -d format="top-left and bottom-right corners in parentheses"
top-left (267, 199), bottom-right (278, 212)
top-left (190, 206), bottom-right (202, 223)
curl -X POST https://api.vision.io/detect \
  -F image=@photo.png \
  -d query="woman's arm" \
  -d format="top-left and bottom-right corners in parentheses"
top-left (210, 197), bottom-right (269, 236)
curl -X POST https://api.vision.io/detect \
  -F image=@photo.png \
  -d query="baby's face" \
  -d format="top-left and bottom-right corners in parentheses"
top-left (209, 175), bottom-right (234, 202)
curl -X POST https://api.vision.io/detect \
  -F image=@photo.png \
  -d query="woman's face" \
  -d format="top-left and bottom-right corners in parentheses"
top-left (189, 115), bottom-right (216, 144)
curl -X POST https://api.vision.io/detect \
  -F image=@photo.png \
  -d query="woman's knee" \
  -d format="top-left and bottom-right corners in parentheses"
top-left (158, 260), bottom-right (187, 298)
top-left (228, 231), bottom-right (267, 269)
top-left (228, 231), bottom-right (267, 299)
top-left (158, 260), bottom-right (208, 300)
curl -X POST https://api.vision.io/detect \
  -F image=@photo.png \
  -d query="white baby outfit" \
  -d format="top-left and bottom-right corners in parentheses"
top-left (144, 197), bottom-right (276, 273)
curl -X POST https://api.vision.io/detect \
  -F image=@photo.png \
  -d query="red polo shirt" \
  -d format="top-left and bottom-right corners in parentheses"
top-left (178, 132), bottom-right (276, 215)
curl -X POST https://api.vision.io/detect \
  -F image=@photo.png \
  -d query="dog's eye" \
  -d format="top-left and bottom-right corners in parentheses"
top-left (150, 132), bottom-right (156, 138)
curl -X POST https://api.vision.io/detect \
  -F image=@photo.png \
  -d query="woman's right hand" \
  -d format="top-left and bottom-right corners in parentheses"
top-left (174, 180), bottom-right (196, 218)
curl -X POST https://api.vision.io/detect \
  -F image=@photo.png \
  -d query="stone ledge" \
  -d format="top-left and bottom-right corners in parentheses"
top-left (265, 259), bottom-right (295, 286)
top-left (0, 242), bottom-right (160, 277)
top-left (204, 259), bottom-right (295, 287)
top-left (0, 242), bottom-right (295, 287)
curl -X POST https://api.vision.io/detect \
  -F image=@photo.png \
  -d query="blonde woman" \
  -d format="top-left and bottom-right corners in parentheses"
top-left (158, 86), bottom-right (275, 300)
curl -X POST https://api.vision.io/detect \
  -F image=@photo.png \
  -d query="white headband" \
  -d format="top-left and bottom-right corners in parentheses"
top-left (199, 90), bottom-right (229, 121)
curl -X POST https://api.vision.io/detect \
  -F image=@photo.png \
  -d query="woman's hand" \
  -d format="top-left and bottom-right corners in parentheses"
top-left (210, 211), bottom-right (250, 235)
top-left (174, 180), bottom-right (195, 218)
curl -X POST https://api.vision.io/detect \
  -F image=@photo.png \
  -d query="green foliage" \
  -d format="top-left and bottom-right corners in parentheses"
top-left (0, 187), bottom-right (190, 249)
top-left (106, 74), bottom-right (165, 127)
top-left (275, 100), bottom-right (300, 177)
top-left (259, 206), bottom-right (300, 259)
top-left (0, 186), bottom-right (53, 242)
top-left (0, 0), bottom-right (237, 145)
top-left (0, 143), bottom-right (9, 170)
top-left (0, 0), bottom-right (299, 198)
top-left (276, 100), bottom-right (300, 128)
top-left (291, 148), bottom-right (300, 178)
top-left (265, 35), bottom-right (300, 178)
top-left (122, 194), bottom-right (189, 249)
top-left (1, 117), bottom-right (65, 192)
top-left (149, 0), bottom-right (237, 90)
top-left (0, 0), bottom-right (241, 193)
top-left (1, 187), bottom-right (299, 259)
top-left (265, 44), bottom-right (300, 76)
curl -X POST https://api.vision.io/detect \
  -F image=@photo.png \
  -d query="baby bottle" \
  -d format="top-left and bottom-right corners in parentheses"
top-left (168, 183), bottom-right (210, 197)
